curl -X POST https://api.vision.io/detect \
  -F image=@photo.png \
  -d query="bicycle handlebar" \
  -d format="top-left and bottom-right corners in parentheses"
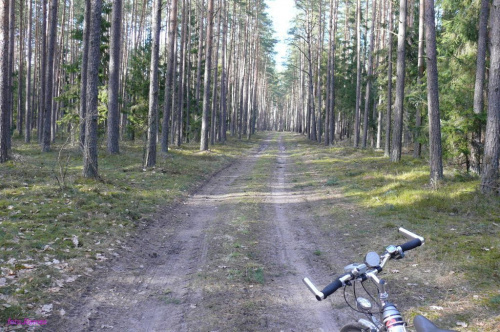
top-left (398, 238), bottom-right (422, 252)
top-left (303, 228), bottom-right (424, 301)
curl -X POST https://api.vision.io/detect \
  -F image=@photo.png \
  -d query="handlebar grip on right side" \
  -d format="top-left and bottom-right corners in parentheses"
top-left (321, 278), bottom-right (343, 299)
top-left (399, 238), bottom-right (422, 252)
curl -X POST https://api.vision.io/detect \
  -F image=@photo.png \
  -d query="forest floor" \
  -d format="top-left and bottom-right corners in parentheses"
top-left (2, 133), bottom-right (499, 331)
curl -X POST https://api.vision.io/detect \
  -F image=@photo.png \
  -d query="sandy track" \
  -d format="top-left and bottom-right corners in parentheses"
top-left (47, 134), bottom-right (353, 331)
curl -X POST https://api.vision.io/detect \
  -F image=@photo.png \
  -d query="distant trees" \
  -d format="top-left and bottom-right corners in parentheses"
top-left (277, 0), bottom-right (498, 190)
top-left (0, 0), bottom-right (497, 193)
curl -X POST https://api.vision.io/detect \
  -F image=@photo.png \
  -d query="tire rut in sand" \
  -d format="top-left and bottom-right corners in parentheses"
top-left (49, 141), bottom-right (270, 332)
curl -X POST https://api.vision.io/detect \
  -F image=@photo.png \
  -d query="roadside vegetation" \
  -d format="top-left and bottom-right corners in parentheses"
top-left (0, 135), bottom-right (260, 324)
top-left (284, 133), bottom-right (500, 331)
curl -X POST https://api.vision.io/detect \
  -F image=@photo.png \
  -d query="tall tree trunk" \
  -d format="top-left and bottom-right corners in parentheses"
top-left (425, 0), bottom-right (443, 182)
top-left (200, 0), bottom-right (214, 151)
top-left (7, 0), bottom-right (14, 150)
top-left (176, 0), bottom-right (188, 147)
top-left (471, 0), bottom-right (490, 174)
top-left (413, 0), bottom-right (425, 158)
top-left (42, 0), bottom-right (57, 152)
top-left (220, 0), bottom-right (228, 143)
top-left (25, 0), bottom-right (33, 143)
top-left (83, 0), bottom-right (103, 178)
top-left (195, 3), bottom-right (205, 112)
top-left (17, 0), bottom-right (24, 138)
top-left (107, 0), bottom-right (122, 154)
top-left (161, 0), bottom-right (178, 153)
top-left (384, 0), bottom-right (393, 157)
top-left (480, 0), bottom-right (500, 194)
top-left (326, 0), bottom-right (338, 146)
top-left (145, 0), bottom-right (161, 168)
top-left (0, 0), bottom-right (9, 162)
top-left (80, 0), bottom-right (91, 151)
top-left (362, 0), bottom-right (377, 148)
top-left (211, 0), bottom-right (221, 145)
top-left (390, 0), bottom-right (407, 162)
top-left (354, 0), bottom-right (362, 147)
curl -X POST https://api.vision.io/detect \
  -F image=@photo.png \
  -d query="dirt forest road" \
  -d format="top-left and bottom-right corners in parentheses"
top-left (49, 133), bottom-right (355, 331)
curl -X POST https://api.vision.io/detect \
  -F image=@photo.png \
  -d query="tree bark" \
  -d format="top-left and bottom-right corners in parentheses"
top-left (391, 0), bottom-right (407, 162)
top-left (413, 0), bottom-right (425, 158)
top-left (25, 0), bottom-right (33, 143)
top-left (162, 0), bottom-right (178, 153)
top-left (362, 0), bottom-right (377, 148)
top-left (354, 0), bottom-right (362, 147)
top-left (7, 0), bottom-right (14, 150)
top-left (200, 0), bottom-right (214, 151)
top-left (107, 0), bottom-right (122, 154)
top-left (42, 0), bottom-right (58, 152)
top-left (0, 0), bottom-right (9, 162)
top-left (425, 0), bottom-right (444, 182)
top-left (480, 0), bottom-right (500, 194)
top-left (80, 0), bottom-right (91, 151)
top-left (83, 0), bottom-right (103, 178)
top-left (384, 0), bottom-right (393, 157)
top-left (145, 0), bottom-right (161, 168)
top-left (471, 0), bottom-right (491, 174)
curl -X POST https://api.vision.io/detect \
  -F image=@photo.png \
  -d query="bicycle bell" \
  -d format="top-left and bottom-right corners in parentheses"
top-left (365, 251), bottom-right (381, 268)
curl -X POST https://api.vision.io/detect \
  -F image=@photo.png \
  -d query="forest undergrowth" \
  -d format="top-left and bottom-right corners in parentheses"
top-left (0, 133), bottom-right (259, 324)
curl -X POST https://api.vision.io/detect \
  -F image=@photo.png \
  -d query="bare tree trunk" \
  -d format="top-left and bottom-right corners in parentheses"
top-left (195, 3), bottom-right (205, 112)
top-left (25, 0), bottom-right (33, 143)
top-left (42, 0), bottom-right (57, 152)
top-left (480, 0), bottom-right (500, 194)
top-left (384, 0), bottom-right (393, 157)
top-left (83, 0), bottom-right (103, 178)
top-left (220, 0), bottom-right (228, 143)
top-left (413, 0), bottom-right (425, 158)
top-left (145, 0), bottom-right (161, 168)
top-left (176, 0), bottom-right (188, 147)
top-left (425, 0), bottom-right (443, 182)
top-left (211, 0), bottom-right (221, 145)
top-left (200, 0), bottom-right (214, 151)
top-left (354, 0), bottom-right (362, 147)
top-left (0, 0), bottom-right (9, 162)
top-left (17, 0), bottom-right (25, 138)
top-left (161, 0), bottom-right (178, 152)
top-left (80, 0), bottom-right (91, 150)
top-left (471, 0), bottom-right (490, 174)
top-left (7, 0), bottom-right (14, 150)
top-left (107, 0), bottom-right (122, 154)
top-left (362, 0), bottom-right (377, 148)
top-left (390, 0), bottom-right (407, 162)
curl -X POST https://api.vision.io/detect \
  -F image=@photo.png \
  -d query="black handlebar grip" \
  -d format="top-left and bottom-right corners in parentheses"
top-left (320, 278), bottom-right (343, 299)
top-left (399, 238), bottom-right (422, 252)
